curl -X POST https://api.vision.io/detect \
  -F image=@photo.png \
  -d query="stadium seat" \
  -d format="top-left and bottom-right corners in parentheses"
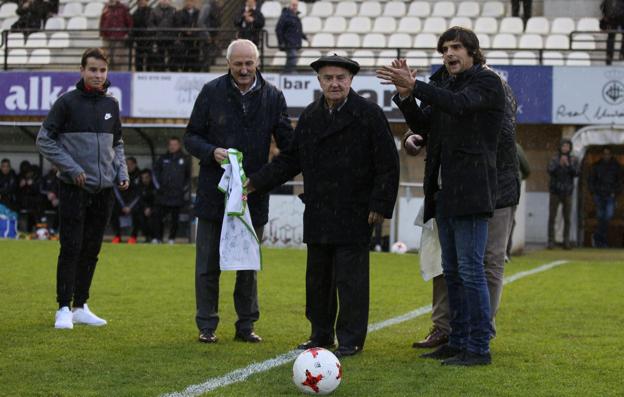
top-left (432, 1), bottom-right (456, 18)
top-left (84, 2), bottom-right (105, 18)
top-left (25, 32), bottom-right (47, 48)
top-left (474, 17), bottom-right (498, 34)
top-left (566, 51), bottom-right (591, 66)
top-left (486, 50), bottom-right (510, 64)
top-left (311, 33), bottom-right (335, 47)
top-left (310, 1), bottom-right (333, 17)
top-left (422, 17), bottom-right (447, 34)
top-left (545, 34), bottom-right (570, 50)
top-left (414, 33), bottom-right (437, 49)
top-left (302, 16), bottom-right (322, 33)
top-left (477, 33), bottom-right (491, 48)
top-left (352, 50), bottom-right (376, 66)
top-left (449, 17), bottom-right (473, 30)
top-left (334, 1), bottom-right (357, 17)
top-left (323, 16), bottom-right (347, 33)
top-left (297, 49), bottom-right (322, 65)
top-left (7, 48), bottom-right (28, 65)
top-left (500, 17), bottom-right (524, 34)
top-left (48, 31), bottom-right (70, 48)
top-left (571, 34), bottom-right (596, 50)
top-left (542, 51), bottom-right (565, 65)
top-left (0, 2), bottom-right (17, 18)
top-left (362, 33), bottom-right (386, 48)
top-left (492, 33), bottom-right (517, 48)
top-left (376, 49), bottom-right (400, 66)
top-left (481, 1), bottom-right (505, 18)
top-left (518, 34), bottom-right (543, 49)
top-left (551, 17), bottom-right (575, 34)
top-left (457, 1), bottom-right (480, 17)
top-left (260, 1), bottom-right (282, 18)
top-left (348, 17), bottom-right (372, 33)
top-left (28, 48), bottom-right (51, 64)
top-left (407, 1), bottom-right (431, 18)
top-left (397, 17), bottom-right (422, 33)
top-left (45, 17), bottom-right (66, 30)
top-left (336, 33), bottom-right (360, 47)
top-left (60, 2), bottom-right (82, 17)
top-left (1, 17), bottom-right (18, 32)
top-left (373, 17), bottom-right (397, 34)
top-left (525, 17), bottom-right (550, 35)
top-left (359, 1), bottom-right (382, 17)
top-left (325, 50), bottom-right (348, 57)
top-left (405, 50), bottom-right (431, 67)
top-left (7, 32), bottom-right (25, 48)
top-left (511, 51), bottom-right (538, 65)
top-left (383, 1), bottom-right (406, 17)
top-left (576, 18), bottom-right (600, 31)
top-left (67, 16), bottom-right (87, 30)
top-left (271, 51), bottom-right (286, 66)
top-left (388, 33), bottom-right (412, 48)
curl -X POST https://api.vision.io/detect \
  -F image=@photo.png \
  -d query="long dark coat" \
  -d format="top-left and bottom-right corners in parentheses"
top-left (251, 89), bottom-right (400, 244)
top-left (395, 64), bottom-right (505, 223)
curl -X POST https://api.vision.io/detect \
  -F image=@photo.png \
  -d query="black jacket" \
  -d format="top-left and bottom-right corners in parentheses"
top-left (153, 151), bottom-right (191, 207)
top-left (495, 77), bottom-right (520, 209)
top-left (184, 72), bottom-right (293, 226)
top-left (131, 5), bottom-right (152, 38)
top-left (589, 157), bottom-right (622, 197)
top-left (138, 180), bottom-right (156, 211)
top-left (174, 7), bottom-right (199, 38)
top-left (395, 64), bottom-right (505, 222)
top-left (234, 6), bottom-right (265, 45)
top-left (251, 90), bottom-right (400, 244)
top-left (149, 4), bottom-right (177, 39)
top-left (548, 139), bottom-right (579, 196)
top-left (275, 7), bottom-right (306, 50)
top-left (0, 170), bottom-right (18, 210)
top-left (114, 167), bottom-right (141, 209)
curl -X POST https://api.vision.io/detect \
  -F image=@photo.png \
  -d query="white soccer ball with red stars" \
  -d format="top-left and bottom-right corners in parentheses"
top-left (293, 347), bottom-right (342, 395)
top-left (390, 241), bottom-right (408, 254)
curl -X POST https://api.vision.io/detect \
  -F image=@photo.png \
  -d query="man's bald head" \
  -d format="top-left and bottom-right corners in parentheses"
top-left (227, 39), bottom-right (259, 92)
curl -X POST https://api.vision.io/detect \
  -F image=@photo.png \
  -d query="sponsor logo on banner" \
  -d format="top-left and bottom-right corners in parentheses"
top-left (0, 72), bottom-right (131, 116)
top-left (553, 67), bottom-right (624, 124)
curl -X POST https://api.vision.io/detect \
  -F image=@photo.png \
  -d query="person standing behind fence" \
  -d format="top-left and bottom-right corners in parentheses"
top-left (148, 0), bottom-right (177, 71)
top-left (600, 0), bottom-right (624, 65)
top-left (0, 159), bottom-right (17, 212)
top-left (589, 147), bottom-right (622, 247)
top-left (173, 0), bottom-right (200, 71)
top-left (130, 0), bottom-right (152, 71)
top-left (547, 139), bottom-right (579, 250)
top-left (276, 0), bottom-right (307, 74)
top-left (198, 0), bottom-right (223, 71)
top-left (138, 168), bottom-right (156, 242)
top-left (99, 0), bottom-right (133, 70)
top-left (152, 137), bottom-right (190, 244)
top-left (11, 0), bottom-right (48, 38)
top-left (235, 0), bottom-right (265, 47)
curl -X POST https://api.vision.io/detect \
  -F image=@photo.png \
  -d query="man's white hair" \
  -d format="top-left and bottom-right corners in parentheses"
top-left (226, 39), bottom-right (260, 61)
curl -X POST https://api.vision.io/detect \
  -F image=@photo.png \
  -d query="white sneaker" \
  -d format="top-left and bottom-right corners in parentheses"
top-left (151, 238), bottom-right (160, 244)
top-left (55, 306), bottom-right (73, 329)
top-left (72, 304), bottom-right (107, 326)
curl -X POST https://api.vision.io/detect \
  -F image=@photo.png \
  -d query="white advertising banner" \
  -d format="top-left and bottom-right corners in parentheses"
top-left (552, 67), bottom-right (624, 124)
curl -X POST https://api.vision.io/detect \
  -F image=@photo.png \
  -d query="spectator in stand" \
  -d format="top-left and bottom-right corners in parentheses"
top-left (17, 160), bottom-right (42, 233)
top-left (234, 0), bottom-right (265, 46)
top-left (130, 0), bottom-right (152, 72)
top-left (148, 0), bottom-right (177, 71)
top-left (276, 0), bottom-right (307, 74)
top-left (153, 137), bottom-right (191, 244)
top-left (99, 0), bottom-right (133, 70)
top-left (11, 0), bottom-right (48, 38)
top-left (111, 157), bottom-right (142, 244)
top-left (600, 0), bottom-right (624, 65)
top-left (138, 168), bottom-right (156, 242)
top-left (174, 0), bottom-right (200, 71)
top-left (547, 139), bottom-right (580, 250)
top-left (511, 0), bottom-right (532, 27)
top-left (40, 165), bottom-right (60, 233)
top-left (198, 0), bottom-right (223, 71)
top-left (0, 159), bottom-right (18, 211)
top-left (589, 147), bottom-right (622, 247)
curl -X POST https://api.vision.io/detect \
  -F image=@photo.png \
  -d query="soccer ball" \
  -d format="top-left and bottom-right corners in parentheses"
top-left (292, 348), bottom-right (342, 395)
top-left (390, 241), bottom-right (408, 254)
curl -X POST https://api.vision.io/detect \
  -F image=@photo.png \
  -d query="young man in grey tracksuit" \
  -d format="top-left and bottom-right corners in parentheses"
top-left (37, 48), bottom-right (129, 329)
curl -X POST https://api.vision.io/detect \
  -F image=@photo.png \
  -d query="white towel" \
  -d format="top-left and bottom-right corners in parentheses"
top-left (414, 204), bottom-right (443, 281)
top-left (217, 149), bottom-right (262, 271)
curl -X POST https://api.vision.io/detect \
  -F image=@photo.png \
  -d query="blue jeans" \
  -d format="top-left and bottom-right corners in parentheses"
top-left (437, 213), bottom-right (491, 354)
top-left (593, 194), bottom-right (615, 247)
top-left (284, 48), bottom-right (298, 73)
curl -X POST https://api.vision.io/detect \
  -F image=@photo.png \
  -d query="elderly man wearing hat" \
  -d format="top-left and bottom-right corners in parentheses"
top-left (248, 54), bottom-right (400, 358)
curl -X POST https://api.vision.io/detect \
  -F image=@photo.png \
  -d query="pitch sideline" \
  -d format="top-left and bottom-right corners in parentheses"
top-left (161, 260), bottom-right (569, 397)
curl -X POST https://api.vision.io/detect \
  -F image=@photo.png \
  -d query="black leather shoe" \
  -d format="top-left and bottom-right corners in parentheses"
top-left (420, 344), bottom-right (463, 360)
top-left (442, 350), bottom-right (491, 366)
top-left (334, 346), bottom-right (361, 358)
top-left (198, 331), bottom-right (217, 343)
top-left (234, 331), bottom-right (263, 343)
top-left (297, 339), bottom-right (335, 350)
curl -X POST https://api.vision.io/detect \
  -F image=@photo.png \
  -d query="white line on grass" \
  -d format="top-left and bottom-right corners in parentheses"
top-left (161, 259), bottom-right (569, 397)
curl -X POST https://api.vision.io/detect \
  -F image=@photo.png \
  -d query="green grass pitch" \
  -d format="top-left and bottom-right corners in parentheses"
top-left (1, 240), bottom-right (623, 396)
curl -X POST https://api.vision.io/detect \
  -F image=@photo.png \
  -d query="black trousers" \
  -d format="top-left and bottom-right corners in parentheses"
top-left (306, 243), bottom-right (370, 349)
top-left (511, 0), bottom-right (532, 24)
top-left (195, 220), bottom-right (263, 333)
top-left (57, 183), bottom-right (113, 308)
top-left (154, 205), bottom-right (181, 241)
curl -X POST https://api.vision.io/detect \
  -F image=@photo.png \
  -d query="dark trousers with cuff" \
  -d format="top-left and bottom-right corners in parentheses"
top-left (56, 183), bottom-right (113, 308)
